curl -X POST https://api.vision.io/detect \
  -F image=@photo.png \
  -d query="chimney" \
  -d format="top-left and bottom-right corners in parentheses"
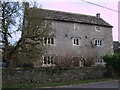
top-left (96, 13), bottom-right (100, 18)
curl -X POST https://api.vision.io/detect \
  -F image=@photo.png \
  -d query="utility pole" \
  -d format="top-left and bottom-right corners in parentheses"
top-left (118, 1), bottom-right (120, 42)
top-left (0, 1), bottom-right (2, 89)
top-left (0, 1), bottom-right (2, 61)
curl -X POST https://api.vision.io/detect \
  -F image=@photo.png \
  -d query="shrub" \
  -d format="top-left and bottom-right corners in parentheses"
top-left (103, 54), bottom-right (120, 72)
top-left (22, 63), bottom-right (34, 68)
top-left (54, 55), bottom-right (80, 68)
top-left (54, 49), bottom-right (80, 68)
top-left (80, 48), bottom-right (98, 67)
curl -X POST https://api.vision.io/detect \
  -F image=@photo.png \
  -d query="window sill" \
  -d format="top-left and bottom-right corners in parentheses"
top-left (42, 64), bottom-right (55, 67)
top-left (43, 44), bottom-right (55, 46)
top-left (73, 45), bottom-right (80, 46)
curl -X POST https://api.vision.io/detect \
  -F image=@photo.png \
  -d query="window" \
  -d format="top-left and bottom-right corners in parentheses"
top-left (43, 56), bottom-right (54, 67)
top-left (44, 20), bottom-right (47, 27)
top-left (74, 23), bottom-right (79, 30)
top-left (95, 26), bottom-right (101, 31)
top-left (94, 39), bottom-right (103, 46)
top-left (43, 20), bottom-right (52, 28)
top-left (73, 38), bottom-right (80, 46)
top-left (43, 37), bottom-right (54, 45)
top-left (96, 56), bottom-right (105, 65)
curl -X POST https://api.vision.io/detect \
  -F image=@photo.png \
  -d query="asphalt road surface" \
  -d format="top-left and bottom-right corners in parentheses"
top-left (18, 80), bottom-right (119, 90)
top-left (57, 80), bottom-right (119, 88)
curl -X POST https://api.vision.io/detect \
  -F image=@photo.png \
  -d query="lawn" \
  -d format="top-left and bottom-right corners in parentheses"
top-left (2, 77), bottom-right (119, 89)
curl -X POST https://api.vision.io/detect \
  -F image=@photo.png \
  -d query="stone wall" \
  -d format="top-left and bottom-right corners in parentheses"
top-left (2, 66), bottom-right (104, 85)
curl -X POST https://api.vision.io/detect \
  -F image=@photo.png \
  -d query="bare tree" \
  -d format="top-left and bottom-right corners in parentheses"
top-left (1, 2), bottom-right (53, 67)
top-left (20, 2), bottom-right (54, 66)
top-left (54, 48), bottom-right (81, 68)
top-left (80, 47), bottom-right (98, 67)
top-left (1, 2), bottom-right (23, 67)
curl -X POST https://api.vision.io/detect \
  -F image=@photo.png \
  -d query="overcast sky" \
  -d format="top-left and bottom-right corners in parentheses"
top-left (35, 0), bottom-right (119, 41)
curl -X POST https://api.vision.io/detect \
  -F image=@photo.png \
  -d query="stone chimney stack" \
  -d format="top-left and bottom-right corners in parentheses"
top-left (96, 13), bottom-right (100, 18)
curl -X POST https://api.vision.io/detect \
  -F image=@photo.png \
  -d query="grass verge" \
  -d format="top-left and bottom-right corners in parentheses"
top-left (2, 77), bottom-right (119, 89)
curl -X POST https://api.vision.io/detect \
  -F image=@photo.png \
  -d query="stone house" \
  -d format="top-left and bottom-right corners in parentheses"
top-left (22, 3), bottom-right (113, 67)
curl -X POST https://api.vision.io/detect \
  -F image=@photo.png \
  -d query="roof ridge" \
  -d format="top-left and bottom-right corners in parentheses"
top-left (41, 8), bottom-right (98, 18)
top-left (28, 7), bottom-right (113, 27)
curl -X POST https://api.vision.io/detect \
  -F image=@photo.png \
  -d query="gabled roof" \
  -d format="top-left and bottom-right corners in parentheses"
top-left (28, 8), bottom-right (113, 28)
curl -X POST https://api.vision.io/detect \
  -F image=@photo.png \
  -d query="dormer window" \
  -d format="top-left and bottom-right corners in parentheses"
top-left (95, 26), bottom-right (101, 32)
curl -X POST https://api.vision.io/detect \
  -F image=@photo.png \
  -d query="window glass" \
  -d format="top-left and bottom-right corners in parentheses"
top-left (44, 38), bottom-right (47, 44)
top-left (48, 38), bottom-right (51, 44)
top-left (48, 56), bottom-right (50, 64)
top-left (43, 57), bottom-right (47, 64)
top-left (76, 39), bottom-right (79, 45)
top-left (51, 38), bottom-right (54, 44)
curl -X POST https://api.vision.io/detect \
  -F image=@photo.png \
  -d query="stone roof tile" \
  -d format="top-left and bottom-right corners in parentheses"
top-left (29, 8), bottom-right (113, 27)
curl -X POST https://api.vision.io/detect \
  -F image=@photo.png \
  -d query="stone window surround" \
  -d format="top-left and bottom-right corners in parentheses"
top-left (42, 56), bottom-right (55, 67)
top-left (95, 26), bottom-right (101, 32)
top-left (94, 39), bottom-right (103, 46)
top-left (43, 37), bottom-right (55, 45)
top-left (72, 37), bottom-right (80, 46)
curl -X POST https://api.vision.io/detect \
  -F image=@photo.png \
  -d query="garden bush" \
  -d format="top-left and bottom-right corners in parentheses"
top-left (103, 54), bottom-right (120, 72)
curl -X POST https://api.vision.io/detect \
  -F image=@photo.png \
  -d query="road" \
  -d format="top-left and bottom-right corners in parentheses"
top-left (57, 80), bottom-right (119, 88)
top-left (18, 80), bottom-right (119, 90)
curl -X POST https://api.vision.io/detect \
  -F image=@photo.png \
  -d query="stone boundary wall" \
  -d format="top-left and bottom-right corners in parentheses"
top-left (2, 66), bottom-right (104, 85)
